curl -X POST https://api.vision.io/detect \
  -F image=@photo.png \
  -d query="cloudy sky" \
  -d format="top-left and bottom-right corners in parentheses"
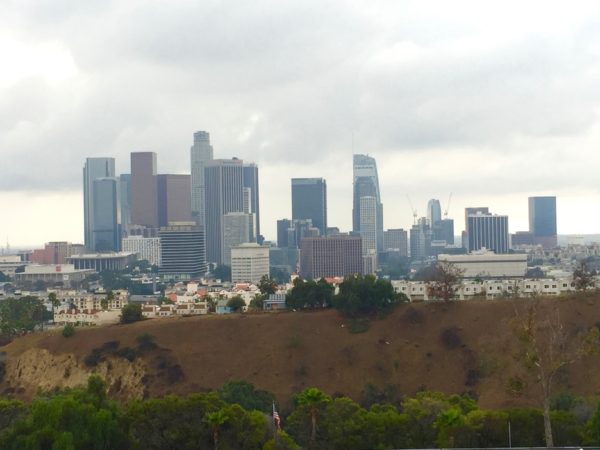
top-left (2, 0), bottom-right (600, 247)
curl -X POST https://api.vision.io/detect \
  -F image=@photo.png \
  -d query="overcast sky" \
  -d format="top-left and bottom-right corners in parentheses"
top-left (1, 0), bottom-right (600, 247)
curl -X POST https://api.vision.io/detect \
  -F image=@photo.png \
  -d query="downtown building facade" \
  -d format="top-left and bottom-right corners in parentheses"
top-left (529, 196), bottom-right (557, 249)
top-left (83, 158), bottom-right (116, 251)
top-left (353, 154), bottom-right (384, 256)
top-left (299, 235), bottom-right (363, 280)
top-left (190, 131), bottom-right (214, 228)
top-left (231, 243), bottom-right (269, 284)
top-left (159, 225), bottom-right (207, 279)
top-left (291, 178), bottom-right (327, 237)
top-left (466, 212), bottom-right (509, 254)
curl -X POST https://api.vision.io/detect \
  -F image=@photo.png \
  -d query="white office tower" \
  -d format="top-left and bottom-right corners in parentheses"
top-left (190, 131), bottom-right (214, 228)
top-left (122, 236), bottom-right (161, 266)
top-left (231, 243), bottom-right (269, 284)
top-left (222, 212), bottom-right (255, 265)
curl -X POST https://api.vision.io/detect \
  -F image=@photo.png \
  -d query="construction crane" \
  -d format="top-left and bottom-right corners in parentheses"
top-left (406, 195), bottom-right (418, 225)
top-left (443, 192), bottom-right (453, 219)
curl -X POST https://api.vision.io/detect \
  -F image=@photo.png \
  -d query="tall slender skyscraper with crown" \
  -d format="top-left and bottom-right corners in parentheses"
top-left (190, 131), bottom-right (214, 228)
top-left (83, 157), bottom-right (115, 250)
top-left (352, 154), bottom-right (384, 253)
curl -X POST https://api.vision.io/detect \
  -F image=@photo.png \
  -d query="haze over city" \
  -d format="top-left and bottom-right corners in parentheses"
top-left (2, 1), bottom-right (600, 246)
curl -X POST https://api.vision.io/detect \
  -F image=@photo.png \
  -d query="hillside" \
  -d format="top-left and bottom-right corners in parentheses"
top-left (2, 294), bottom-right (600, 409)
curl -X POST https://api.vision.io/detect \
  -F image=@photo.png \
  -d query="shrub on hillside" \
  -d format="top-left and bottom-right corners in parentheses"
top-left (62, 324), bottom-right (75, 338)
top-left (120, 304), bottom-right (143, 324)
top-left (332, 274), bottom-right (404, 317)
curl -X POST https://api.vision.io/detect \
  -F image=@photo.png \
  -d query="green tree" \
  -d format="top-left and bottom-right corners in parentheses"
top-left (219, 380), bottom-right (274, 413)
top-left (573, 261), bottom-right (595, 291)
top-left (0, 271), bottom-right (10, 282)
top-left (249, 294), bottom-right (265, 311)
top-left (226, 296), bottom-right (246, 313)
top-left (258, 275), bottom-right (277, 296)
top-left (269, 267), bottom-right (290, 285)
top-left (62, 324), bottom-right (75, 338)
top-left (286, 278), bottom-right (334, 310)
top-left (332, 274), bottom-right (404, 317)
top-left (292, 388), bottom-right (331, 446)
top-left (205, 409), bottom-right (228, 450)
top-left (0, 296), bottom-right (48, 337)
top-left (48, 292), bottom-right (61, 321)
top-left (120, 304), bottom-right (143, 324)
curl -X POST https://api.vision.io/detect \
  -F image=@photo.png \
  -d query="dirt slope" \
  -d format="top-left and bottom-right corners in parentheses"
top-left (3, 294), bottom-right (600, 409)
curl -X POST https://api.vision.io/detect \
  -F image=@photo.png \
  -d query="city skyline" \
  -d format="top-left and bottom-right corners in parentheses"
top-left (3, 2), bottom-right (600, 246)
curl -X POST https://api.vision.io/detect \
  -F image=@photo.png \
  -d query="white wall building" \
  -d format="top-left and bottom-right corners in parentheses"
top-left (231, 243), bottom-right (269, 284)
top-left (122, 236), bottom-right (161, 266)
top-left (438, 250), bottom-right (527, 278)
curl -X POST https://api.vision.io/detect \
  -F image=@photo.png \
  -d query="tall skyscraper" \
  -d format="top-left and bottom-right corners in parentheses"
top-left (190, 131), bottom-right (214, 227)
top-left (83, 157), bottom-right (115, 250)
top-left (159, 225), bottom-right (207, 279)
top-left (204, 158), bottom-right (245, 264)
top-left (157, 174), bottom-right (192, 227)
top-left (433, 218), bottom-right (455, 245)
top-left (359, 196), bottom-right (378, 256)
top-left (353, 154), bottom-right (384, 252)
top-left (427, 199), bottom-right (442, 226)
top-left (410, 217), bottom-right (432, 260)
top-left (119, 174), bottom-right (131, 236)
top-left (222, 212), bottom-right (254, 265)
top-left (92, 177), bottom-right (121, 252)
top-left (528, 196), bottom-right (557, 249)
top-left (383, 229), bottom-right (408, 256)
top-left (463, 207), bottom-right (489, 249)
top-left (467, 212), bottom-right (509, 254)
top-left (291, 178), bottom-right (327, 236)
top-left (131, 152), bottom-right (158, 228)
top-left (242, 163), bottom-right (261, 239)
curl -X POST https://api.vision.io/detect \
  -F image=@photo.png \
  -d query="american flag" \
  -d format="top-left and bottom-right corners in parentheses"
top-left (272, 401), bottom-right (281, 430)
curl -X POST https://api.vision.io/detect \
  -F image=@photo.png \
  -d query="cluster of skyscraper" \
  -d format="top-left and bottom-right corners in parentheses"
top-left (83, 134), bottom-right (559, 281)
top-left (83, 131), bottom-right (262, 280)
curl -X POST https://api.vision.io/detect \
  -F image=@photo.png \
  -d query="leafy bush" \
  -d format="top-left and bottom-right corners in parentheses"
top-left (84, 349), bottom-right (103, 367)
top-left (116, 347), bottom-right (138, 362)
top-left (62, 324), bottom-right (75, 338)
top-left (120, 304), bottom-right (143, 324)
top-left (347, 318), bottom-right (370, 334)
top-left (332, 274), bottom-right (403, 317)
top-left (136, 333), bottom-right (157, 352)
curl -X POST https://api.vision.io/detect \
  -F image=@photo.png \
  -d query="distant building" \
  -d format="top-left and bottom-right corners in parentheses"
top-left (511, 231), bottom-right (535, 247)
top-left (30, 242), bottom-right (83, 265)
top-left (222, 212), bottom-right (254, 265)
top-left (231, 243), bottom-right (269, 284)
top-left (242, 163), bottom-right (261, 240)
top-left (529, 196), bottom-right (557, 249)
top-left (463, 207), bottom-right (489, 249)
top-left (159, 225), bottom-right (207, 279)
top-left (15, 264), bottom-right (94, 288)
top-left (122, 236), bottom-right (161, 266)
top-left (92, 177), bottom-right (121, 252)
top-left (0, 256), bottom-right (27, 277)
top-left (467, 212), bottom-right (509, 254)
top-left (410, 218), bottom-right (432, 260)
top-left (204, 158), bottom-right (245, 264)
top-left (383, 229), bottom-right (408, 256)
top-left (427, 199), bottom-right (442, 226)
top-left (119, 174), bottom-right (132, 235)
top-left (353, 154), bottom-right (384, 252)
top-left (359, 196), bottom-right (378, 257)
top-left (83, 158), bottom-right (115, 250)
top-left (157, 174), bottom-right (192, 226)
top-left (68, 252), bottom-right (136, 272)
top-left (291, 178), bottom-right (327, 236)
top-left (277, 218), bottom-right (320, 249)
top-left (299, 235), bottom-right (363, 279)
top-left (131, 152), bottom-right (158, 228)
top-left (433, 219), bottom-right (454, 245)
top-left (438, 251), bottom-right (527, 278)
top-left (190, 131), bottom-right (214, 228)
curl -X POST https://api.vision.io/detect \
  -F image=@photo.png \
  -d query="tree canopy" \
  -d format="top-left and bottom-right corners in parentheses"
top-left (332, 274), bottom-right (405, 317)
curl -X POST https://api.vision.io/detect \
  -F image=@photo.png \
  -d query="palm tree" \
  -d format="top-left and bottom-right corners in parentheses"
top-left (204, 409), bottom-right (228, 450)
top-left (48, 292), bottom-right (60, 323)
top-left (295, 388), bottom-right (331, 445)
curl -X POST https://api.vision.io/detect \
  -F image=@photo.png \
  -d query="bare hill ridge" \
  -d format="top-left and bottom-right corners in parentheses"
top-left (3, 294), bottom-right (600, 408)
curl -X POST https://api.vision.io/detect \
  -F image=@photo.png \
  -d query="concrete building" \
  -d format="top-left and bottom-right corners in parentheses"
top-left (353, 154), bottom-right (384, 252)
top-left (231, 243), bottom-right (269, 284)
top-left (511, 231), bottom-right (535, 247)
top-left (68, 253), bottom-right (136, 271)
top-left (190, 131), bottom-right (214, 228)
top-left (92, 177), bottom-right (121, 252)
top-left (433, 219), bottom-right (454, 245)
top-left (277, 218), bottom-right (320, 249)
top-left (131, 152), bottom-right (158, 227)
top-left (15, 264), bottom-right (94, 288)
top-left (83, 158), bottom-right (115, 250)
top-left (122, 236), bottom-right (161, 266)
top-left (410, 218), bottom-right (432, 260)
top-left (438, 251), bottom-right (527, 278)
top-left (119, 174), bottom-right (132, 235)
top-left (222, 212), bottom-right (254, 265)
top-left (383, 229), bottom-right (409, 256)
top-left (467, 212), bottom-right (509, 254)
top-left (463, 207), bottom-right (489, 249)
top-left (157, 174), bottom-right (192, 227)
top-left (243, 163), bottom-right (261, 240)
top-left (359, 196), bottom-right (378, 257)
top-left (291, 178), bottom-right (327, 236)
top-left (529, 196), bottom-right (557, 249)
top-left (30, 242), bottom-right (83, 265)
top-left (0, 256), bottom-right (27, 277)
top-left (159, 225), bottom-right (207, 279)
top-left (299, 235), bottom-right (363, 279)
top-left (204, 158), bottom-right (245, 264)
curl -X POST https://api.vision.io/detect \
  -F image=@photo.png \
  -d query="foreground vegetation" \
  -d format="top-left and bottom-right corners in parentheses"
top-left (2, 376), bottom-right (600, 449)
